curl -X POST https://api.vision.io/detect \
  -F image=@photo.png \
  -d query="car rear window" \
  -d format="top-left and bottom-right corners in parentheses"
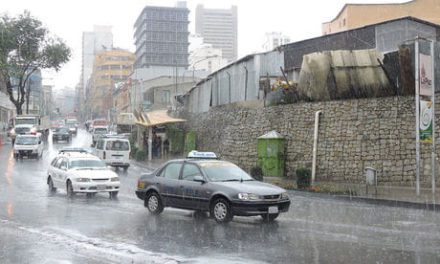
top-left (106, 140), bottom-right (129, 151)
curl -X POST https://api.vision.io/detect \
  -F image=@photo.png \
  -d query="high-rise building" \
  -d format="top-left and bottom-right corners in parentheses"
top-left (195, 5), bottom-right (238, 63)
top-left (262, 32), bottom-right (290, 51)
top-left (134, 2), bottom-right (190, 69)
top-left (81, 26), bottom-right (113, 96)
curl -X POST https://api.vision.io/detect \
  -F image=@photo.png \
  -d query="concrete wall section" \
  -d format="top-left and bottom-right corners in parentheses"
top-left (182, 95), bottom-right (438, 187)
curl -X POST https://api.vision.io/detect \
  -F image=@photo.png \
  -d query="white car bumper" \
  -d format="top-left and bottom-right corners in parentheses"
top-left (72, 181), bottom-right (120, 193)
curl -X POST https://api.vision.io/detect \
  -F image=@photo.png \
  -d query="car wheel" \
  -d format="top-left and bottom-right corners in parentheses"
top-left (145, 192), bottom-right (163, 215)
top-left (211, 198), bottom-right (233, 223)
top-left (66, 180), bottom-right (75, 198)
top-left (109, 191), bottom-right (118, 199)
top-left (48, 177), bottom-right (57, 193)
top-left (123, 166), bottom-right (128, 171)
top-left (261, 213), bottom-right (279, 222)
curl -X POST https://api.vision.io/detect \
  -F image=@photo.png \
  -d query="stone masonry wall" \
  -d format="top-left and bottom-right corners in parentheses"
top-left (182, 95), bottom-right (439, 187)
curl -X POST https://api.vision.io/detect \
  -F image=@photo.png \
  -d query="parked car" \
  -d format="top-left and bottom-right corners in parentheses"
top-left (46, 152), bottom-right (120, 198)
top-left (52, 127), bottom-right (71, 143)
top-left (94, 136), bottom-right (130, 170)
top-left (14, 134), bottom-right (44, 159)
top-left (135, 151), bottom-right (290, 223)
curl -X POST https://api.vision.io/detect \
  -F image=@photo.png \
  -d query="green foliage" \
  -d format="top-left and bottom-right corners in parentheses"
top-left (250, 166), bottom-right (263, 181)
top-left (0, 11), bottom-right (71, 114)
top-left (135, 150), bottom-right (146, 161)
top-left (184, 131), bottom-right (196, 154)
top-left (166, 126), bottom-right (184, 154)
top-left (296, 167), bottom-right (311, 189)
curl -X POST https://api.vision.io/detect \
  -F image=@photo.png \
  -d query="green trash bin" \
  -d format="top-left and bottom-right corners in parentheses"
top-left (257, 131), bottom-right (286, 177)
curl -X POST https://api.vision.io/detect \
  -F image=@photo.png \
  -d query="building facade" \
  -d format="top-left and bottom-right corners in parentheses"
top-left (134, 2), bottom-right (190, 69)
top-left (81, 25), bottom-right (113, 97)
top-left (87, 49), bottom-right (135, 119)
top-left (262, 32), bottom-right (291, 51)
top-left (322, 0), bottom-right (440, 35)
top-left (189, 44), bottom-right (228, 74)
top-left (195, 4), bottom-right (238, 63)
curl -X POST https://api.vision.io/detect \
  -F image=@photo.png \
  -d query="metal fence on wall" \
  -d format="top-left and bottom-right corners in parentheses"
top-left (186, 50), bottom-right (284, 113)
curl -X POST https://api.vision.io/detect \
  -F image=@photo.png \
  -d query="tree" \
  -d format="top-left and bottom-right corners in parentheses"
top-left (0, 11), bottom-right (71, 115)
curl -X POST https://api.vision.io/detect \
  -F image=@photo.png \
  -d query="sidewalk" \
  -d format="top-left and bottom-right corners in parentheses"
top-left (131, 157), bottom-right (440, 211)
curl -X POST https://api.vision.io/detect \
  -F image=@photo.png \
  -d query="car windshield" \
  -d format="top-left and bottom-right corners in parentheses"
top-left (15, 118), bottom-right (36, 125)
top-left (69, 159), bottom-right (106, 169)
top-left (15, 136), bottom-right (38, 145)
top-left (200, 161), bottom-right (253, 182)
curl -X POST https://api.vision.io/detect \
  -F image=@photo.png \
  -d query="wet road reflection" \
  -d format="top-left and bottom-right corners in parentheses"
top-left (0, 129), bottom-right (439, 263)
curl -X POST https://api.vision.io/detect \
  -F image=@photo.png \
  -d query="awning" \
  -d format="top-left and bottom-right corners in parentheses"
top-left (134, 110), bottom-right (186, 127)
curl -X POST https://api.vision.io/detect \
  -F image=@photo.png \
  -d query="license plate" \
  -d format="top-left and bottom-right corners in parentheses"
top-left (97, 185), bottom-right (106, 190)
top-left (268, 206), bottom-right (278, 214)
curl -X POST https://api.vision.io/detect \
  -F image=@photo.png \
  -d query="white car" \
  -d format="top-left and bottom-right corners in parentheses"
top-left (46, 152), bottom-right (120, 198)
top-left (14, 134), bottom-right (44, 159)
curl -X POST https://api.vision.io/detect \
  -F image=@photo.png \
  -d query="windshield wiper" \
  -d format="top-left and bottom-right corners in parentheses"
top-left (221, 179), bottom-right (241, 182)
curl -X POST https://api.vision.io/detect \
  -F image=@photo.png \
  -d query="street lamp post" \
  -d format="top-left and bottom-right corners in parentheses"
top-left (191, 55), bottom-right (219, 82)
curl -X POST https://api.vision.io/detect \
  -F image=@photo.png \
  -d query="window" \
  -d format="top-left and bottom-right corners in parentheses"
top-left (181, 164), bottom-right (202, 181)
top-left (59, 159), bottom-right (68, 169)
top-left (159, 163), bottom-right (181, 180)
top-left (50, 157), bottom-right (59, 166)
top-left (96, 140), bottom-right (104, 150)
top-left (55, 158), bottom-right (63, 168)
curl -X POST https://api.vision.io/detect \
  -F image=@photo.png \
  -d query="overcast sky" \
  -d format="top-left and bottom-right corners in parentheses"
top-left (2, 0), bottom-right (404, 90)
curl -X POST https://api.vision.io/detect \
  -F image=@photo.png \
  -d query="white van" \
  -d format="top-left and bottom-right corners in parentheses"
top-left (14, 134), bottom-right (44, 159)
top-left (94, 137), bottom-right (131, 170)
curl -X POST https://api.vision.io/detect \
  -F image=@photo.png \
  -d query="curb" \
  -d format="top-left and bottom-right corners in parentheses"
top-left (287, 189), bottom-right (440, 211)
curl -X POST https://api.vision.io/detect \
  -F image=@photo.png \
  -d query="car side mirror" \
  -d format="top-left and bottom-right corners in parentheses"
top-left (60, 165), bottom-right (67, 171)
top-left (193, 175), bottom-right (205, 183)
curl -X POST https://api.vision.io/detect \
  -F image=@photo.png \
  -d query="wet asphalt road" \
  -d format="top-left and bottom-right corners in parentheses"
top-left (0, 129), bottom-right (440, 264)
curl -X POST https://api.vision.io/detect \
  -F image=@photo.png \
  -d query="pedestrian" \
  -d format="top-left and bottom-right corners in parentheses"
top-left (163, 138), bottom-right (170, 157)
top-left (157, 136), bottom-right (162, 158)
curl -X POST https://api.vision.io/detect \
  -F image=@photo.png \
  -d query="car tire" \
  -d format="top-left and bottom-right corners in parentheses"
top-left (210, 198), bottom-right (233, 223)
top-left (261, 213), bottom-right (279, 222)
top-left (66, 180), bottom-right (75, 198)
top-left (145, 192), bottom-right (164, 215)
top-left (48, 177), bottom-right (57, 193)
top-left (123, 166), bottom-right (128, 171)
top-left (109, 191), bottom-right (118, 199)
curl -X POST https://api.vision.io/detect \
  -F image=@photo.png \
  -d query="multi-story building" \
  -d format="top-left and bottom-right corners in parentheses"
top-left (133, 2), bottom-right (190, 69)
top-left (81, 25), bottom-right (113, 97)
top-left (262, 32), bottom-right (291, 51)
top-left (189, 44), bottom-right (228, 74)
top-left (195, 4), bottom-right (238, 63)
top-left (322, 0), bottom-right (440, 35)
top-left (87, 49), bottom-right (135, 118)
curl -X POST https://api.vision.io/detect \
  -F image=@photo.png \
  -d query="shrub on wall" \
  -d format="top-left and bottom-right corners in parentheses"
top-left (296, 167), bottom-right (311, 189)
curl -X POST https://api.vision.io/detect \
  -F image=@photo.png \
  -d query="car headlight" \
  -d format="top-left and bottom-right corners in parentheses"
top-left (238, 193), bottom-right (260, 201)
top-left (111, 177), bottom-right (119, 182)
top-left (281, 192), bottom-right (289, 200)
top-left (76, 178), bottom-right (91, 182)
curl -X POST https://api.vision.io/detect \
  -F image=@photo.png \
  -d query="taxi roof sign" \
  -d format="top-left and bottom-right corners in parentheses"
top-left (187, 150), bottom-right (218, 159)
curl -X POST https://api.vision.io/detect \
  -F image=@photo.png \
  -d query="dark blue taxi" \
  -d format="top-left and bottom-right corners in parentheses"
top-left (135, 151), bottom-right (290, 223)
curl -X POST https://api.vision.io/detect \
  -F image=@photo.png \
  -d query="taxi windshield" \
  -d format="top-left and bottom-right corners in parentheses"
top-left (200, 162), bottom-right (253, 182)
top-left (69, 159), bottom-right (106, 169)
